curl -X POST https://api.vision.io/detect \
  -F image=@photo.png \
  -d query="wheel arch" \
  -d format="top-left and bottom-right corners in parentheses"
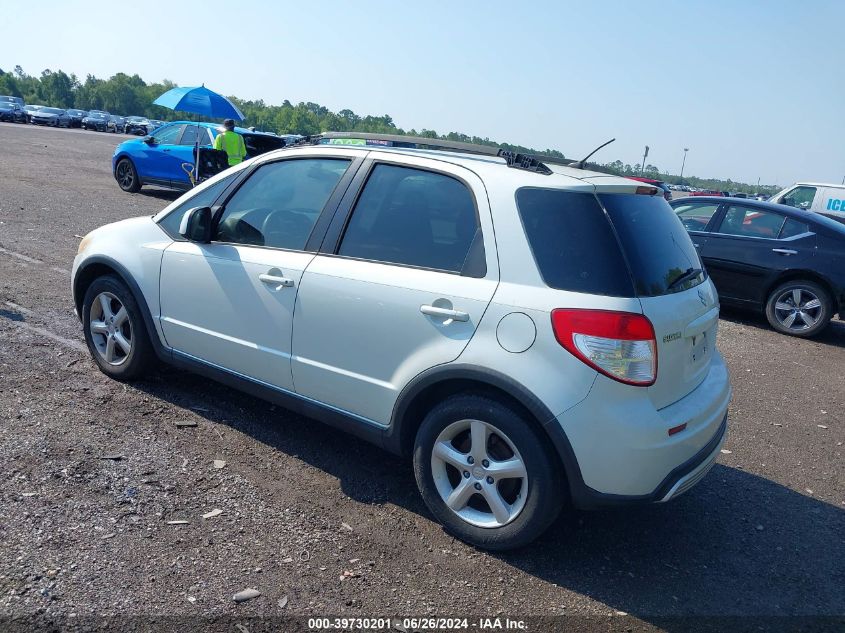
top-left (386, 365), bottom-right (585, 501)
top-left (74, 256), bottom-right (170, 362)
top-left (764, 269), bottom-right (839, 313)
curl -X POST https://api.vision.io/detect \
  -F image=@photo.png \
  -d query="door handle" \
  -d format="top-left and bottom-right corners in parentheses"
top-left (420, 305), bottom-right (469, 322)
top-left (259, 273), bottom-right (295, 288)
top-left (772, 248), bottom-right (798, 256)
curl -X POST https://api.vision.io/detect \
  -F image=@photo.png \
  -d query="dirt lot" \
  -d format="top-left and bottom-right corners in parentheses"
top-left (0, 123), bottom-right (843, 631)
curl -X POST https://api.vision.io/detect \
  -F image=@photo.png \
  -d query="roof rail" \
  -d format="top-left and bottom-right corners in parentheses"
top-left (299, 132), bottom-right (558, 175)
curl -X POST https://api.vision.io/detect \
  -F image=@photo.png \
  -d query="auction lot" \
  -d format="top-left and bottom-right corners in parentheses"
top-left (0, 123), bottom-right (843, 627)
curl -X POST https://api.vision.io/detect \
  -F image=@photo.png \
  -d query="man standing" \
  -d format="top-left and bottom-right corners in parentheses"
top-left (213, 118), bottom-right (247, 166)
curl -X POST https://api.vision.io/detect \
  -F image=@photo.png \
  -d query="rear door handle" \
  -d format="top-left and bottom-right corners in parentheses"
top-left (420, 305), bottom-right (469, 322)
top-left (259, 273), bottom-right (295, 288)
top-left (772, 248), bottom-right (798, 256)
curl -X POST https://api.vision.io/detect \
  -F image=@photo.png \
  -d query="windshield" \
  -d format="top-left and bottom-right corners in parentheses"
top-left (89, 112), bottom-right (108, 119)
top-left (41, 108), bottom-right (64, 114)
top-left (598, 193), bottom-right (705, 296)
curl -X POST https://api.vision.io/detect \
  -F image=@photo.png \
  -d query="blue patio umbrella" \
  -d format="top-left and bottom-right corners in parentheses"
top-left (152, 85), bottom-right (244, 120)
top-left (153, 85), bottom-right (245, 185)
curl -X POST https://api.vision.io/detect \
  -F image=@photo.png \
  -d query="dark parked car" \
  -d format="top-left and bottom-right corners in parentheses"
top-left (30, 107), bottom-right (72, 127)
top-left (627, 176), bottom-right (672, 201)
top-left (671, 196), bottom-right (845, 337)
top-left (65, 109), bottom-right (88, 127)
top-left (147, 119), bottom-right (166, 132)
top-left (0, 95), bottom-right (25, 109)
top-left (82, 110), bottom-right (111, 131)
top-left (0, 101), bottom-right (27, 123)
top-left (108, 115), bottom-right (127, 133)
top-left (123, 115), bottom-right (152, 135)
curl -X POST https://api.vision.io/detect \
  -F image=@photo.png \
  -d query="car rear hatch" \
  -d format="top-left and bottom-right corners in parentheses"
top-left (597, 190), bottom-right (718, 409)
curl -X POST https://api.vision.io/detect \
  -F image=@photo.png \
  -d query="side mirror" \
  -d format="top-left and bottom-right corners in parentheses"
top-left (142, 135), bottom-right (156, 145)
top-left (179, 206), bottom-right (212, 242)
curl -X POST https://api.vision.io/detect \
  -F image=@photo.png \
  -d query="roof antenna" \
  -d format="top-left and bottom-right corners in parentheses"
top-left (569, 138), bottom-right (615, 169)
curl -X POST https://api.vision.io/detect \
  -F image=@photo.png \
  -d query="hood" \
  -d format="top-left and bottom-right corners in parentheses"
top-left (33, 112), bottom-right (58, 118)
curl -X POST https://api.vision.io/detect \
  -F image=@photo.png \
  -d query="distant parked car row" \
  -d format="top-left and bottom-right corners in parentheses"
top-left (0, 95), bottom-right (166, 135)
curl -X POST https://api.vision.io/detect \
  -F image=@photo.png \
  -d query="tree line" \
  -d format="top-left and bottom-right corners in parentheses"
top-left (0, 65), bottom-right (777, 193)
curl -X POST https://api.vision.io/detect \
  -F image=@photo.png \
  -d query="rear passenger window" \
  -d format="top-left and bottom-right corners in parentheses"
top-left (516, 189), bottom-right (635, 297)
top-left (215, 158), bottom-right (350, 250)
top-left (338, 164), bottom-right (482, 274)
top-left (718, 206), bottom-right (785, 238)
top-left (779, 218), bottom-right (810, 239)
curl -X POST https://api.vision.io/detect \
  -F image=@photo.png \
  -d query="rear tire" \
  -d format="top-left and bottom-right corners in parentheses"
top-left (82, 275), bottom-right (155, 381)
top-left (413, 394), bottom-right (563, 551)
top-left (115, 157), bottom-right (141, 193)
top-left (765, 279), bottom-right (831, 337)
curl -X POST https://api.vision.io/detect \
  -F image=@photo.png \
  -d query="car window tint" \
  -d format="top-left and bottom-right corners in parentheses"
top-left (780, 186), bottom-right (816, 209)
top-left (152, 124), bottom-right (183, 144)
top-left (718, 206), bottom-right (785, 238)
top-left (517, 189), bottom-right (635, 297)
top-left (338, 164), bottom-right (481, 274)
top-left (179, 125), bottom-right (208, 146)
top-left (215, 158), bottom-right (350, 250)
top-left (157, 172), bottom-right (238, 238)
top-left (602, 193), bottom-right (706, 296)
top-left (674, 202), bottom-right (720, 231)
top-left (779, 218), bottom-right (810, 239)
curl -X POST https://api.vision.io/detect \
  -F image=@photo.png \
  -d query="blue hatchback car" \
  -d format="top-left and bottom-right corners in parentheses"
top-left (112, 121), bottom-right (287, 193)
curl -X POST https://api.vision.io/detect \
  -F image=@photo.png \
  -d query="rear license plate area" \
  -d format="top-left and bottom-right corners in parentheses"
top-left (691, 331), bottom-right (708, 364)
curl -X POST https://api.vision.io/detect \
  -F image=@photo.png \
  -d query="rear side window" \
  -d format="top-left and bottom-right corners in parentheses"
top-left (516, 189), bottom-right (634, 297)
top-left (779, 218), bottom-right (810, 239)
top-left (338, 164), bottom-right (482, 274)
top-left (598, 193), bottom-right (703, 297)
top-left (718, 206), bottom-right (785, 238)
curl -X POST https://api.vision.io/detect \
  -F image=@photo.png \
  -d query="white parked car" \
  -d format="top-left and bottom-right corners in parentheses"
top-left (72, 133), bottom-right (731, 550)
top-left (769, 182), bottom-right (845, 217)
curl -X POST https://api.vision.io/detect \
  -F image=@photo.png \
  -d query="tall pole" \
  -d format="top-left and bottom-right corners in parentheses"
top-left (641, 145), bottom-right (649, 176)
top-left (680, 147), bottom-right (689, 181)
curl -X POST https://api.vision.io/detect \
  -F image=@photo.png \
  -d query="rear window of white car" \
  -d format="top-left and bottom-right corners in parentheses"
top-left (598, 193), bottom-right (705, 297)
top-left (516, 189), bottom-right (635, 297)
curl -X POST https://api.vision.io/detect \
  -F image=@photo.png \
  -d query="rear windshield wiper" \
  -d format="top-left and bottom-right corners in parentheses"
top-left (667, 267), bottom-right (704, 292)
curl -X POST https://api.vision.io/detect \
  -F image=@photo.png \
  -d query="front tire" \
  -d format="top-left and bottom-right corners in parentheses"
top-left (115, 157), bottom-right (141, 193)
top-left (765, 279), bottom-right (832, 337)
top-left (82, 275), bottom-right (155, 381)
top-left (413, 394), bottom-right (563, 550)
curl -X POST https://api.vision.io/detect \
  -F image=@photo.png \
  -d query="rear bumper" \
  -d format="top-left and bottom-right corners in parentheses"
top-left (546, 351), bottom-right (731, 508)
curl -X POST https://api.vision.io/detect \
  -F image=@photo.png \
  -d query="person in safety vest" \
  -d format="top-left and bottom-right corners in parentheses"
top-left (213, 119), bottom-right (247, 166)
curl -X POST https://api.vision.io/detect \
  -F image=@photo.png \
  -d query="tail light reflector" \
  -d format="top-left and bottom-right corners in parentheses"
top-left (551, 309), bottom-right (657, 386)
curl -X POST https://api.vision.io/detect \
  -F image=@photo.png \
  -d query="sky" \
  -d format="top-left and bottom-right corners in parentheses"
top-left (2, 0), bottom-right (844, 187)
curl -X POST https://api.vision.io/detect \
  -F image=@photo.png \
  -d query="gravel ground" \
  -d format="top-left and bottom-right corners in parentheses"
top-left (0, 123), bottom-right (843, 631)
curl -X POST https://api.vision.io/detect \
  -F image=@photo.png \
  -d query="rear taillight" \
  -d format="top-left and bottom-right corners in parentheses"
top-left (551, 309), bottom-right (657, 386)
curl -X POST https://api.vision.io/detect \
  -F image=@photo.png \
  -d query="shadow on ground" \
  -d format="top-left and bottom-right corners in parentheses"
top-left (719, 305), bottom-right (845, 348)
top-left (135, 188), bottom-right (182, 203)
top-left (132, 367), bottom-right (845, 623)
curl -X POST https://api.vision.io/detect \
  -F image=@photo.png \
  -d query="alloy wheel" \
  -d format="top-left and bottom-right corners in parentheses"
top-left (430, 419), bottom-right (528, 528)
top-left (773, 287), bottom-right (822, 332)
top-left (116, 161), bottom-right (134, 190)
top-left (89, 292), bottom-right (132, 366)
